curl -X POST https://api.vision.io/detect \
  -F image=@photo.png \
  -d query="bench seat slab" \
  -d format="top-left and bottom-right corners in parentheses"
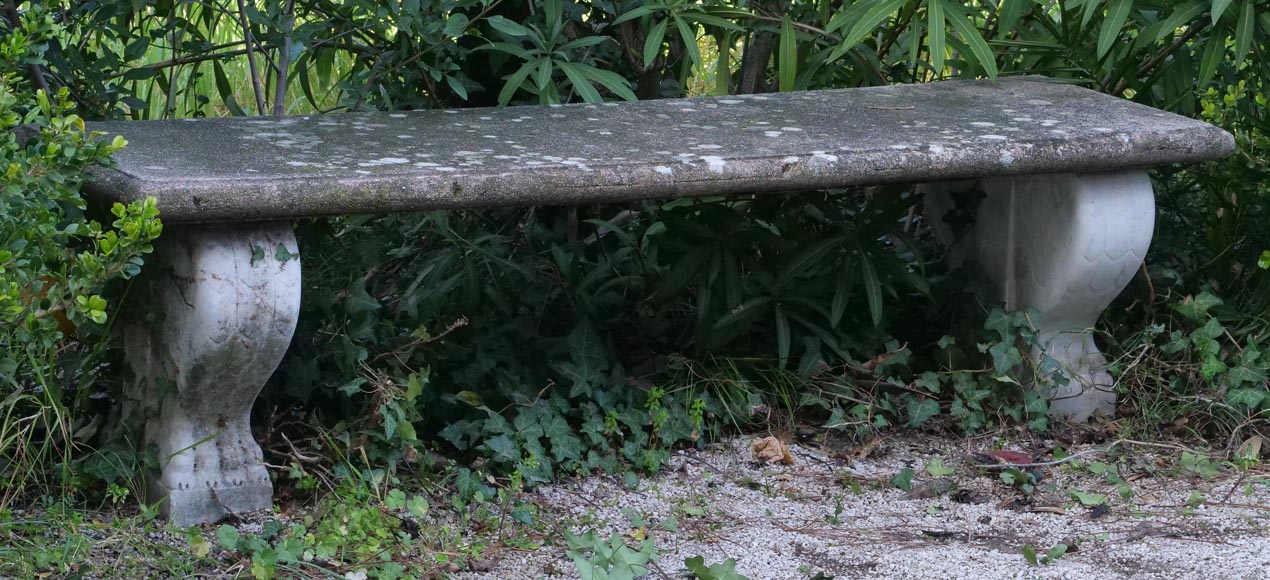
top-left (924, 170), bottom-right (1154, 420)
top-left (119, 223), bottom-right (300, 526)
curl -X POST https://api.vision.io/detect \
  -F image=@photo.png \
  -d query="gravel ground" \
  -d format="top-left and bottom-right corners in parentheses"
top-left (456, 433), bottom-right (1270, 580)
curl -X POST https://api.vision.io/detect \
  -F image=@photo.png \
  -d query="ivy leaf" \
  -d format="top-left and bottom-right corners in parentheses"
top-left (989, 342), bottom-right (1023, 376)
top-left (907, 398), bottom-right (940, 427)
top-left (542, 413), bottom-right (583, 462)
top-left (274, 243), bottom-right (293, 262)
top-left (983, 308), bottom-right (1015, 341)
top-left (1227, 388), bottom-right (1266, 409)
top-left (684, 555), bottom-right (752, 580)
top-left (483, 434), bottom-right (519, 463)
top-left (555, 322), bottom-right (610, 398)
top-left (890, 468), bottom-right (915, 491)
top-left (1071, 490), bottom-right (1107, 506)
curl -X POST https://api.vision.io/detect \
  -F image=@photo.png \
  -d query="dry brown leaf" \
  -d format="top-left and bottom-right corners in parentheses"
top-left (751, 436), bottom-right (796, 465)
top-left (1236, 435), bottom-right (1263, 461)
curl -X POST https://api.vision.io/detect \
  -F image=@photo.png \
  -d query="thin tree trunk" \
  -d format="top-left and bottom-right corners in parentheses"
top-left (272, 0), bottom-right (295, 115)
top-left (736, 0), bottom-right (782, 94)
top-left (235, 0), bottom-right (268, 115)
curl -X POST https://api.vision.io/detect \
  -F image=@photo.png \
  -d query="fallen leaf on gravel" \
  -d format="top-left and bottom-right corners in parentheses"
top-left (903, 478), bottom-right (956, 500)
top-left (921, 530), bottom-right (967, 541)
top-left (950, 489), bottom-right (993, 504)
top-left (975, 450), bottom-right (1034, 465)
top-left (847, 436), bottom-right (882, 461)
top-left (1236, 435), bottom-right (1263, 461)
top-left (1028, 505), bottom-right (1066, 515)
top-left (752, 436), bottom-right (796, 465)
top-left (1088, 504), bottom-right (1111, 520)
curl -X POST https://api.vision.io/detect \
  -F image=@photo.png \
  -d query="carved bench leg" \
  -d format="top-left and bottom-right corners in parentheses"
top-left (121, 222), bottom-right (300, 526)
top-left (923, 171), bottom-right (1154, 421)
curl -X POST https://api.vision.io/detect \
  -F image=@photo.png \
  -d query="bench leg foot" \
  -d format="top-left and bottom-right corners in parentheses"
top-left (923, 171), bottom-right (1154, 421)
top-left (120, 223), bottom-right (300, 526)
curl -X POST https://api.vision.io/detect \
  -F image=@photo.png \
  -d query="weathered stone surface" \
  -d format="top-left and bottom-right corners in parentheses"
top-left (84, 77), bottom-right (1232, 223)
top-left (119, 222), bottom-right (300, 526)
top-left (922, 170), bottom-right (1155, 421)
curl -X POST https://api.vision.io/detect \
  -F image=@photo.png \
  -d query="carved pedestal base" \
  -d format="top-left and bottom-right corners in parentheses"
top-left (923, 171), bottom-right (1154, 421)
top-left (121, 223), bottom-right (300, 526)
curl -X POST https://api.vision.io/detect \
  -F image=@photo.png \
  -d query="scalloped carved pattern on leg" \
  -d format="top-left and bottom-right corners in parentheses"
top-left (923, 171), bottom-right (1154, 421)
top-left (122, 223), bottom-right (300, 526)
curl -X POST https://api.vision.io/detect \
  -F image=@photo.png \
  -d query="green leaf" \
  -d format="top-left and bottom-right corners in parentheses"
top-left (712, 296), bottom-right (772, 330)
top-left (643, 19), bottom-right (668, 68)
top-left (928, 0), bottom-right (946, 73)
top-left (907, 397), bottom-right (940, 427)
top-left (684, 555), bottom-right (752, 580)
top-left (943, 2), bottom-right (998, 78)
top-left (1022, 544), bottom-right (1038, 566)
top-left (612, 5), bottom-right (660, 25)
top-left (1172, 291), bottom-right (1223, 322)
top-left (558, 61), bottom-right (602, 103)
top-left (576, 65), bottom-right (639, 102)
top-left (925, 457), bottom-right (955, 477)
top-left (778, 15), bottom-right (796, 92)
top-left (405, 373), bottom-right (424, 401)
top-left (1071, 490), bottom-right (1107, 506)
top-left (857, 247), bottom-right (883, 326)
top-left (274, 243), bottom-right (293, 262)
top-left (774, 305), bottom-right (790, 368)
top-left (830, 260), bottom-right (853, 328)
top-left (673, 15), bottom-right (703, 69)
top-left (1156, 2), bottom-right (1207, 42)
top-left (216, 525), bottom-right (240, 551)
top-left (1211, 0), bottom-right (1234, 24)
top-left (487, 15), bottom-right (530, 37)
top-left (497, 59), bottom-right (539, 106)
top-left (1234, 1), bottom-right (1254, 67)
top-left (406, 495), bottom-right (429, 518)
top-left (996, 0), bottom-right (1028, 39)
top-left (775, 236), bottom-right (843, 289)
top-left (989, 342), bottom-right (1023, 376)
top-left (1098, 0), bottom-right (1134, 59)
top-left (1196, 21), bottom-right (1226, 87)
top-left (650, 245), bottom-right (713, 302)
top-left (890, 467), bottom-right (915, 491)
top-left (1227, 388), bottom-right (1266, 409)
top-left (830, 0), bottom-right (908, 61)
top-left (484, 434), bottom-right (519, 463)
top-left (559, 36), bottom-right (610, 52)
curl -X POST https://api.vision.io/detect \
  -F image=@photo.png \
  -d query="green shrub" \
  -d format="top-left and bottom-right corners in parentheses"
top-left (0, 6), bottom-right (162, 506)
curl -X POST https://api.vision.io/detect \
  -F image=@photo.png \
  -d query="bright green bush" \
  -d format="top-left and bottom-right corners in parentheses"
top-left (0, 6), bottom-right (162, 504)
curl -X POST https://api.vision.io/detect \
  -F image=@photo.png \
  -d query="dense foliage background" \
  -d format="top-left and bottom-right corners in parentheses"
top-left (3, 0), bottom-right (1268, 511)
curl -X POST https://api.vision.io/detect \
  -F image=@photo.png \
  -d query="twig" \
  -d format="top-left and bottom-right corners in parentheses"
top-left (976, 438), bottom-right (1219, 470)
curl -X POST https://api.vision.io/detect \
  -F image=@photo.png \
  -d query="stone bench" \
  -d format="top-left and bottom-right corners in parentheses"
top-left (82, 77), bottom-right (1232, 525)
